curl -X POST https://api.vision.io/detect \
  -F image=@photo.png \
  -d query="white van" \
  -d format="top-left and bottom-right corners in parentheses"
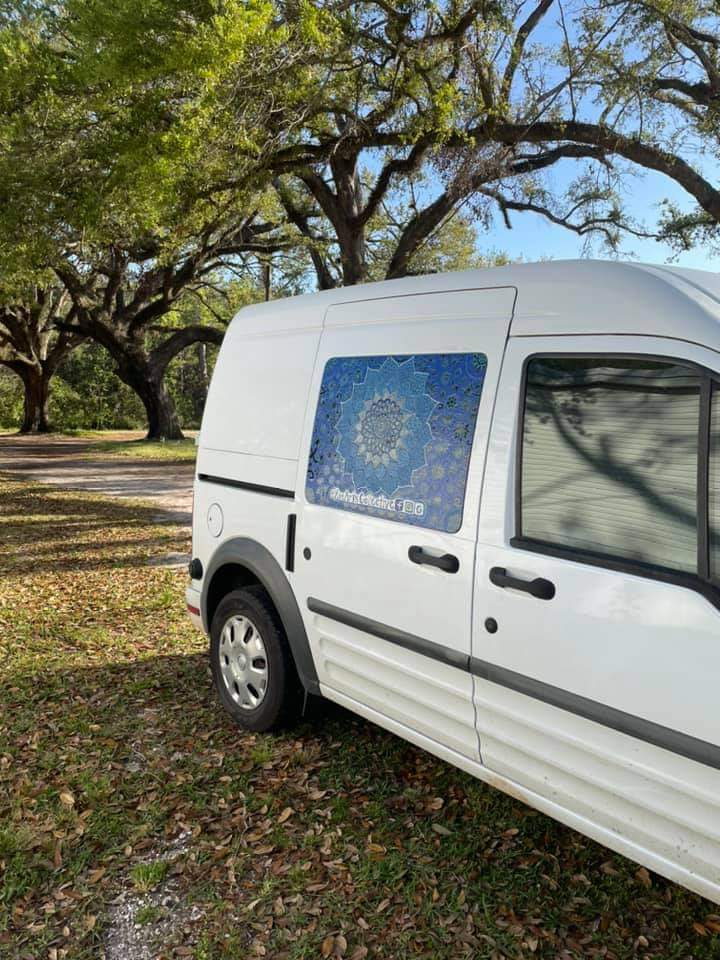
top-left (186, 260), bottom-right (720, 905)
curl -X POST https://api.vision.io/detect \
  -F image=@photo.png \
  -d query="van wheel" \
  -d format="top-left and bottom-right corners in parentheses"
top-left (210, 586), bottom-right (302, 732)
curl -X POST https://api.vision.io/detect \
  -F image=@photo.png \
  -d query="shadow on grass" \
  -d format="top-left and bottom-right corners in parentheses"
top-left (3, 647), bottom-right (718, 959)
top-left (1, 474), bottom-right (718, 957)
top-left (0, 483), bottom-right (188, 575)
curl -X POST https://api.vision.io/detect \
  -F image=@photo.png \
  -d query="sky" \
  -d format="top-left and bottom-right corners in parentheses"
top-left (487, 161), bottom-right (719, 272)
top-left (485, 10), bottom-right (720, 272)
top-left (357, 6), bottom-right (719, 277)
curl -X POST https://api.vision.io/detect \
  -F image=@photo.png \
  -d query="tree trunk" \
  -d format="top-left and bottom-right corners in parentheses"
top-left (331, 156), bottom-right (366, 285)
top-left (19, 365), bottom-right (52, 434)
top-left (262, 258), bottom-right (272, 300)
top-left (138, 376), bottom-right (184, 440)
top-left (195, 342), bottom-right (209, 422)
top-left (114, 351), bottom-right (185, 440)
top-left (338, 224), bottom-right (366, 286)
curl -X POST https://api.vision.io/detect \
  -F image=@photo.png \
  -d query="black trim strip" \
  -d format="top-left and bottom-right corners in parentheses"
top-left (698, 379), bottom-right (712, 579)
top-left (198, 473), bottom-right (294, 499)
top-left (469, 657), bottom-right (720, 772)
top-left (285, 514), bottom-right (297, 572)
top-left (307, 597), bottom-right (720, 771)
top-left (306, 597), bottom-right (468, 671)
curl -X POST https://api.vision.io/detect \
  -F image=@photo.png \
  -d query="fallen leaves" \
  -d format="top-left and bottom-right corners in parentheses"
top-left (1, 474), bottom-right (719, 960)
top-left (321, 932), bottom-right (348, 956)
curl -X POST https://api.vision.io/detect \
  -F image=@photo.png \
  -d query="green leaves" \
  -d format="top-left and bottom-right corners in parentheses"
top-left (0, 0), bottom-right (325, 276)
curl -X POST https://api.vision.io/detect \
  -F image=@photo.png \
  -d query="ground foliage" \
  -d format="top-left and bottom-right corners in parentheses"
top-left (1, 476), bottom-right (720, 959)
top-left (76, 437), bottom-right (199, 462)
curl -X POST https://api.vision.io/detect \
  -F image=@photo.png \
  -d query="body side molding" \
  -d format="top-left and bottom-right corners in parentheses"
top-left (307, 597), bottom-right (468, 671)
top-left (307, 597), bottom-right (720, 771)
top-left (203, 539), bottom-right (319, 694)
top-left (469, 657), bottom-right (720, 772)
top-left (198, 474), bottom-right (295, 499)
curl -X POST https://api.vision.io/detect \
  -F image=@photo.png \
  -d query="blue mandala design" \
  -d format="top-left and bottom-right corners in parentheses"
top-left (336, 358), bottom-right (436, 496)
top-left (306, 352), bottom-right (487, 533)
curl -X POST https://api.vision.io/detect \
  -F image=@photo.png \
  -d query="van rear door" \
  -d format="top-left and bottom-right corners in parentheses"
top-left (473, 332), bottom-right (720, 902)
top-left (294, 288), bottom-right (514, 762)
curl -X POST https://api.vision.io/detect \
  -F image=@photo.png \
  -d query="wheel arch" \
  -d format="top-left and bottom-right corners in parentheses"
top-left (201, 538), bottom-right (319, 695)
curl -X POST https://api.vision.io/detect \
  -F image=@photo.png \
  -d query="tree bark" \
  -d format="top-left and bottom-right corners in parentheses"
top-left (195, 342), bottom-right (209, 422)
top-left (332, 156), bottom-right (365, 285)
top-left (298, 155), bottom-right (367, 286)
top-left (337, 219), bottom-right (366, 286)
top-left (142, 378), bottom-right (184, 441)
top-left (18, 365), bottom-right (51, 434)
top-left (113, 351), bottom-right (184, 440)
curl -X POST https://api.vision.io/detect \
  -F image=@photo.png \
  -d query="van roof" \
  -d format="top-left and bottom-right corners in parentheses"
top-left (233, 259), bottom-right (720, 348)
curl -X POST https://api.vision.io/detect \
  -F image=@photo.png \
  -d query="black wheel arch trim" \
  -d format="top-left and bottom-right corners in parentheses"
top-left (202, 539), bottom-right (319, 695)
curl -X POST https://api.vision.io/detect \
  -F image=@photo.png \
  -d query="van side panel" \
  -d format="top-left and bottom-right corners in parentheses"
top-left (293, 290), bottom-right (515, 763)
top-left (192, 317), bottom-right (322, 667)
top-left (199, 324), bottom-right (321, 462)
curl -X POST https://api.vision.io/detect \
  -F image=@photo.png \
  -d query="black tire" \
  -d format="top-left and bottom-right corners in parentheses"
top-left (210, 585), bottom-right (303, 732)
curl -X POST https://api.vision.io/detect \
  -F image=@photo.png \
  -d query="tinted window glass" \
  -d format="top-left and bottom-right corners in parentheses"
top-left (521, 358), bottom-right (700, 572)
top-left (709, 388), bottom-right (720, 579)
top-left (306, 353), bottom-right (487, 532)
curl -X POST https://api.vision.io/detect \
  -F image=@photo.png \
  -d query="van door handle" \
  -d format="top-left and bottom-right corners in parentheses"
top-left (409, 546), bottom-right (460, 574)
top-left (489, 566), bottom-right (555, 600)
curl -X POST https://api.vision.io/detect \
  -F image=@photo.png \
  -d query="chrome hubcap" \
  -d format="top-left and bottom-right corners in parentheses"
top-left (219, 615), bottom-right (268, 710)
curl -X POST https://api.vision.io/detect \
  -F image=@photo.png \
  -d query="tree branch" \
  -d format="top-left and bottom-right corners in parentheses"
top-left (149, 324), bottom-right (225, 377)
top-left (485, 119), bottom-right (720, 223)
top-left (500, 0), bottom-right (555, 102)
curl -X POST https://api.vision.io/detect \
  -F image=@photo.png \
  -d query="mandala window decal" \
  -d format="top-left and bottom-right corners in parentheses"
top-left (336, 357), bottom-right (436, 496)
top-left (306, 352), bottom-right (487, 532)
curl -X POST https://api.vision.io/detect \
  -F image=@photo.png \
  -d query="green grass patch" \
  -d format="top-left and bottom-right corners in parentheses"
top-left (135, 904), bottom-right (165, 925)
top-left (80, 437), bottom-right (197, 461)
top-left (130, 861), bottom-right (170, 893)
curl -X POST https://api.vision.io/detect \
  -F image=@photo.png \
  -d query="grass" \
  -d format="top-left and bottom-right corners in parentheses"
top-left (0, 428), bottom-right (198, 461)
top-left (136, 904), bottom-right (165, 925)
top-left (130, 861), bottom-right (171, 893)
top-left (80, 436), bottom-right (198, 461)
top-left (1, 474), bottom-right (720, 959)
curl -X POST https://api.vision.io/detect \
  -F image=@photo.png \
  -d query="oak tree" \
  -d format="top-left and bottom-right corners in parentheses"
top-left (0, 284), bottom-right (83, 433)
top-left (0, 0), bottom-right (324, 437)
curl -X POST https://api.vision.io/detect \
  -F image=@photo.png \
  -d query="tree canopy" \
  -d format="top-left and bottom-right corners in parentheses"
top-left (0, 0), bottom-right (329, 435)
top-left (1, 0), bottom-right (719, 435)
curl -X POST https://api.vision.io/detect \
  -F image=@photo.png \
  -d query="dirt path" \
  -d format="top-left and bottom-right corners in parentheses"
top-left (0, 432), bottom-right (195, 524)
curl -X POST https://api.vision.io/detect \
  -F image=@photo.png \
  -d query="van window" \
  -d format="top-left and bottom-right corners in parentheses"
top-left (709, 387), bottom-right (720, 580)
top-left (306, 353), bottom-right (487, 532)
top-left (520, 357), bottom-right (701, 573)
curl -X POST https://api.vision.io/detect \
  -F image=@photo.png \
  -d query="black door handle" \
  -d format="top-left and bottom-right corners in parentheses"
top-left (489, 566), bottom-right (555, 600)
top-left (409, 546), bottom-right (459, 574)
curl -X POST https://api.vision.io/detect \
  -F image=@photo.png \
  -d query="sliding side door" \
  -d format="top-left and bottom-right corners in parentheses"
top-left (294, 289), bottom-right (513, 761)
